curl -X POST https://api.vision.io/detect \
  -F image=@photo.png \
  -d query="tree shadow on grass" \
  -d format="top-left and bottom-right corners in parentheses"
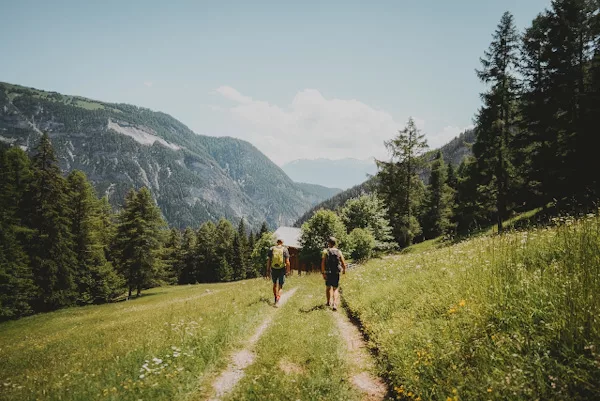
top-left (299, 304), bottom-right (328, 314)
top-left (113, 292), bottom-right (167, 303)
top-left (247, 296), bottom-right (272, 307)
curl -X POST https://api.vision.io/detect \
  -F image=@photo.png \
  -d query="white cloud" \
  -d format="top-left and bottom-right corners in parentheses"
top-left (215, 86), bottom-right (252, 104)
top-left (144, 81), bottom-right (153, 87)
top-left (213, 87), bottom-right (418, 165)
top-left (211, 86), bottom-right (469, 165)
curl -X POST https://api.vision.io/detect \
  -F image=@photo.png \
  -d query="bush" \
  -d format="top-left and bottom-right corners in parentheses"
top-left (299, 210), bottom-right (347, 265)
top-left (347, 228), bottom-right (375, 261)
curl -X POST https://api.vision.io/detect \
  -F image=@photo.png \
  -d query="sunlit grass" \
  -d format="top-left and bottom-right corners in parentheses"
top-left (224, 275), bottom-right (360, 401)
top-left (344, 213), bottom-right (600, 400)
top-left (0, 280), bottom-right (276, 401)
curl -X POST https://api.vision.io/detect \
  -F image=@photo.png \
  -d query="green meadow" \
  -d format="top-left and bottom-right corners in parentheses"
top-left (1, 214), bottom-right (599, 400)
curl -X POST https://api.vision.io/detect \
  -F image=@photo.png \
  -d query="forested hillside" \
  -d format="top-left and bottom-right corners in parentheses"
top-left (0, 83), bottom-right (330, 229)
top-left (294, 129), bottom-right (475, 227)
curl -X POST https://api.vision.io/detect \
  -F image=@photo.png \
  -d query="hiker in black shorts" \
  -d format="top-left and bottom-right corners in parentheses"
top-left (321, 236), bottom-right (346, 311)
top-left (267, 238), bottom-right (290, 306)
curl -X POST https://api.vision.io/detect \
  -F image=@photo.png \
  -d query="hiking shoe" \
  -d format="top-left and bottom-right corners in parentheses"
top-left (332, 304), bottom-right (337, 311)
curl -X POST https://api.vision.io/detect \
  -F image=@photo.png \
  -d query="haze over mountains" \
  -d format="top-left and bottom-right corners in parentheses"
top-left (281, 158), bottom-right (377, 189)
top-left (0, 82), bottom-right (338, 229)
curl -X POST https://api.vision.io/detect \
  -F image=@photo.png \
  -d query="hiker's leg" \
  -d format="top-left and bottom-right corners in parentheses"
top-left (326, 286), bottom-right (332, 305)
top-left (278, 272), bottom-right (285, 297)
top-left (333, 287), bottom-right (340, 307)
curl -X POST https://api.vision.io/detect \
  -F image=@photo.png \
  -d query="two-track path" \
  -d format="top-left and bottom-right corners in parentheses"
top-left (204, 279), bottom-right (388, 401)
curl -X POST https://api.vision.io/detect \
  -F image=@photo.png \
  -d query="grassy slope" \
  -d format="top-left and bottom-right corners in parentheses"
top-left (0, 281), bottom-right (277, 401)
top-left (343, 214), bottom-right (600, 401)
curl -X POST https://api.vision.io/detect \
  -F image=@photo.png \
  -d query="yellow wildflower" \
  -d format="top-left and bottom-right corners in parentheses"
top-left (458, 300), bottom-right (466, 307)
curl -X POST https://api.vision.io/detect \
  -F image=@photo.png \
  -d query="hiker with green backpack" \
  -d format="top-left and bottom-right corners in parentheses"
top-left (321, 236), bottom-right (347, 311)
top-left (267, 238), bottom-right (290, 306)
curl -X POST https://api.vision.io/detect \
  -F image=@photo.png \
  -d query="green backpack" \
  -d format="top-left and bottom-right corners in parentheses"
top-left (272, 246), bottom-right (285, 268)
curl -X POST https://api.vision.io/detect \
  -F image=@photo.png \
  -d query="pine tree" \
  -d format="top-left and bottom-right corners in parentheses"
top-left (544, 0), bottom-right (597, 203)
top-left (246, 231), bottom-right (258, 278)
top-left (453, 157), bottom-right (495, 234)
top-left (67, 170), bottom-right (116, 304)
top-left (233, 219), bottom-right (248, 280)
top-left (518, 13), bottom-right (556, 207)
top-left (26, 133), bottom-right (78, 310)
top-left (259, 222), bottom-right (269, 237)
top-left (162, 228), bottom-right (183, 285)
top-left (0, 147), bottom-right (35, 319)
top-left (195, 221), bottom-right (218, 282)
top-left (422, 151), bottom-right (454, 238)
top-left (178, 227), bottom-right (197, 284)
top-left (217, 257), bottom-right (233, 282)
top-left (215, 218), bottom-right (235, 268)
top-left (473, 11), bottom-right (520, 232)
top-left (114, 187), bottom-right (166, 297)
top-left (232, 233), bottom-right (247, 280)
top-left (376, 117), bottom-right (428, 246)
top-left (446, 163), bottom-right (458, 192)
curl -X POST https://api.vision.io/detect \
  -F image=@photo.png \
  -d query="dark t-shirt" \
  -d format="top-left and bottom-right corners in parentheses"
top-left (268, 245), bottom-right (290, 268)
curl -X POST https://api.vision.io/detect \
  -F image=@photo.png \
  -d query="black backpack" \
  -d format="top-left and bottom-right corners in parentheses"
top-left (325, 248), bottom-right (342, 274)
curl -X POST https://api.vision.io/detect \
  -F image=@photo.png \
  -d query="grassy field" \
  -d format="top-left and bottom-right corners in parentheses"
top-left (2, 213), bottom-right (599, 401)
top-left (343, 214), bottom-right (600, 400)
top-left (0, 280), bottom-right (279, 401)
top-left (0, 275), bottom-right (371, 401)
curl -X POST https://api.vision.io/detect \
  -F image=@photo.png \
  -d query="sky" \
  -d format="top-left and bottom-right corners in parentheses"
top-left (0, 0), bottom-right (551, 165)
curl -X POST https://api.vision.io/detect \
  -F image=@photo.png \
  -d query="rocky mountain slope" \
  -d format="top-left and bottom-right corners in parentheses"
top-left (0, 82), bottom-right (333, 229)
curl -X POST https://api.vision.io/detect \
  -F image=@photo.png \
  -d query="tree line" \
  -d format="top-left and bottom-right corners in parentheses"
top-left (376, 2), bottom-right (600, 247)
top-left (0, 134), bottom-right (272, 320)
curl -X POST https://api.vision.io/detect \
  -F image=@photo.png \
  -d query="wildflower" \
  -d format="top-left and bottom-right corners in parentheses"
top-left (487, 388), bottom-right (492, 393)
top-left (448, 308), bottom-right (457, 314)
top-left (139, 374), bottom-right (145, 379)
top-left (458, 300), bottom-right (466, 307)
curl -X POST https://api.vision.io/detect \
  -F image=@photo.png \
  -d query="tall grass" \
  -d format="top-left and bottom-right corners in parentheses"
top-left (343, 213), bottom-right (600, 400)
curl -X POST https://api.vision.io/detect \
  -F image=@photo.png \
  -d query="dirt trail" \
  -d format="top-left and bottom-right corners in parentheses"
top-left (207, 287), bottom-right (298, 401)
top-left (332, 310), bottom-right (388, 401)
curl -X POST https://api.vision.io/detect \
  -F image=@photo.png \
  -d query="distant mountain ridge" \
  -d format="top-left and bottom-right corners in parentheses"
top-left (281, 158), bottom-right (377, 189)
top-left (0, 82), bottom-right (334, 229)
top-left (294, 129), bottom-right (476, 226)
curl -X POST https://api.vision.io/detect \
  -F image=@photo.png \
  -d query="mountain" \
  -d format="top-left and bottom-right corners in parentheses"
top-left (295, 182), bottom-right (343, 200)
top-left (281, 158), bottom-right (377, 189)
top-left (294, 129), bottom-right (476, 226)
top-left (0, 82), bottom-right (332, 229)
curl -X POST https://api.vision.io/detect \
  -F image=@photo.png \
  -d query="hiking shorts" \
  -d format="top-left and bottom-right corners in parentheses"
top-left (325, 273), bottom-right (340, 288)
top-left (271, 268), bottom-right (286, 286)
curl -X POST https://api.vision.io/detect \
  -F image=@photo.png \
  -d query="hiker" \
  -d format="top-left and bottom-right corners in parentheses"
top-left (321, 236), bottom-right (346, 311)
top-left (267, 238), bottom-right (290, 306)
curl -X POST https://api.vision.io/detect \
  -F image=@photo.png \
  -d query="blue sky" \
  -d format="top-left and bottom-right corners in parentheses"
top-left (1, 0), bottom-right (551, 165)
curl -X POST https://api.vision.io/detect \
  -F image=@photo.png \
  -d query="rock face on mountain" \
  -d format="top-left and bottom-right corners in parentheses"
top-left (0, 82), bottom-right (332, 229)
